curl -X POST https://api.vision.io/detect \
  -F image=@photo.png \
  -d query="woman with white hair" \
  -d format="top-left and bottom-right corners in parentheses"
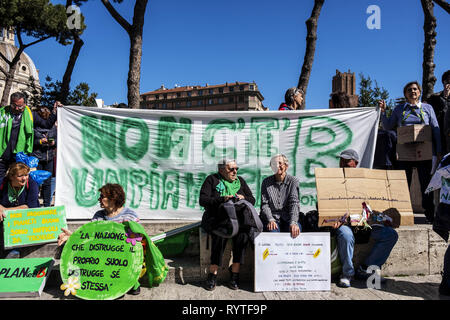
top-left (199, 158), bottom-right (255, 291)
top-left (260, 154), bottom-right (302, 238)
top-left (278, 87), bottom-right (304, 110)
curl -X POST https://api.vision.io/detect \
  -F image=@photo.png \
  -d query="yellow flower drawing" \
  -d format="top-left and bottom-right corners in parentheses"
top-left (60, 276), bottom-right (81, 296)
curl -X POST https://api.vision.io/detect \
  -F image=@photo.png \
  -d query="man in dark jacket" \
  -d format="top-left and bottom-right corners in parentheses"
top-left (32, 105), bottom-right (57, 207)
top-left (200, 159), bottom-right (256, 291)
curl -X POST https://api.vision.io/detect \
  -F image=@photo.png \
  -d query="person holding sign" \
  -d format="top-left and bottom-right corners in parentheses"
top-left (57, 183), bottom-right (142, 295)
top-left (333, 149), bottom-right (398, 288)
top-left (200, 159), bottom-right (258, 291)
top-left (0, 162), bottom-right (40, 258)
top-left (379, 81), bottom-right (441, 223)
top-left (260, 154), bottom-right (302, 238)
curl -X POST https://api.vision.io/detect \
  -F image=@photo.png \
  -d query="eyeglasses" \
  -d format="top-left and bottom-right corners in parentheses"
top-left (227, 167), bottom-right (239, 172)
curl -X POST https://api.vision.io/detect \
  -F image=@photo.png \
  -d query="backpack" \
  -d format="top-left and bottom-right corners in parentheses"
top-left (201, 200), bottom-right (239, 239)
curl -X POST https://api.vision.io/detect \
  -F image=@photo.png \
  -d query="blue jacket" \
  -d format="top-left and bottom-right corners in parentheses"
top-left (0, 178), bottom-right (40, 208)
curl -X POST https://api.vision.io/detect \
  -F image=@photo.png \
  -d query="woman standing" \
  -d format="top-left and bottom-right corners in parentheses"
top-left (379, 81), bottom-right (442, 223)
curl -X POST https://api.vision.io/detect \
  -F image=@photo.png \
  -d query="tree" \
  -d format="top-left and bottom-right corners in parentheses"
top-left (101, 0), bottom-right (149, 109)
top-left (297, 0), bottom-right (325, 110)
top-left (358, 73), bottom-right (394, 113)
top-left (433, 0), bottom-right (450, 14)
top-left (420, 0), bottom-right (437, 101)
top-left (27, 75), bottom-right (98, 107)
top-left (0, 0), bottom-right (71, 105)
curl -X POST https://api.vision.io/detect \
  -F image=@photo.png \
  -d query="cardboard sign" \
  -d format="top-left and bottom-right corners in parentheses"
top-left (397, 124), bottom-right (432, 144)
top-left (59, 221), bottom-right (144, 300)
top-left (315, 168), bottom-right (414, 227)
top-left (0, 257), bottom-right (54, 298)
top-left (254, 232), bottom-right (330, 292)
top-left (3, 206), bottom-right (67, 249)
top-left (396, 141), bottom-right (432, 161)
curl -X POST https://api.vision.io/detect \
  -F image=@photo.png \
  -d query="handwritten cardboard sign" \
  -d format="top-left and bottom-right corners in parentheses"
top-left (254, 232), bottom-right (330, 292)
top-left (3, 206), bottom-right (67, 248)
top-left (0, 257), bottom-right (54, 298)
top-left (315, 168), bottom-right (414, 227)
top-left (59, 221), bottom-right (144, 300)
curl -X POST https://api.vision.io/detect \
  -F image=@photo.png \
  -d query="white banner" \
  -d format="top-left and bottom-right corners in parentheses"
top-left (254, 232), bottom-right (331, 292)
top-left (55, 107), bottom-right (380, 219)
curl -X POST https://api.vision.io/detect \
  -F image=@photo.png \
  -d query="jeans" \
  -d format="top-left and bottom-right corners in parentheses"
top-left (335, 225), bottom-right (398, 277)
top-left (37, 160), bottom-right (54, 207)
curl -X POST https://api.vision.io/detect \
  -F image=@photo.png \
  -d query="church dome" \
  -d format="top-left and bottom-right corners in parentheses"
top-left (0, 28), bottom-right (41, 104)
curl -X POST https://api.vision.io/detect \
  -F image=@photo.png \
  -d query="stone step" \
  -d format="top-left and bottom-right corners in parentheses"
top-left (13, 217), bottom-right (450, 286)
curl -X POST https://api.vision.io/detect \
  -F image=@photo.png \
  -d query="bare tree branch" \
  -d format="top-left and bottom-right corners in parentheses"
top-left (297, 0), bottom-right (325, 109)
top-left (433, 0), bottom-right (450, 14)
top-left (101, 0), bottom-right (132, 34)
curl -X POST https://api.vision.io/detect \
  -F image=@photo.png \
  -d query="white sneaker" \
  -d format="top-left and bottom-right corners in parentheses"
top-left (337, 276), bottom-right (351, 288)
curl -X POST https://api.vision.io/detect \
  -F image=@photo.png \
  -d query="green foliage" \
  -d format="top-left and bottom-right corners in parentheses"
top-left (0, 0), bottom-right (72, 45)
top-left (358, 73), bottom-right (395, 113)
top-left (27, 75), bottom-right (98, 107)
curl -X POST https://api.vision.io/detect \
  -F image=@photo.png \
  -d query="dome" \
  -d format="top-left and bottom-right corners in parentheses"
top-left (0, 28), bottom-right (41, 105)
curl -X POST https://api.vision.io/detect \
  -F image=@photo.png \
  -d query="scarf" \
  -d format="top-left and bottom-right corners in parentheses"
top-left (216, 176), bottom-right (241, 196)
top-left (0, 105), bottom-right (34, 156)
top-left (7, 183), bottom-right (25, 205)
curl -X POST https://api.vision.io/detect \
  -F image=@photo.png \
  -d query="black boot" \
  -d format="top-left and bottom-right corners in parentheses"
top-left (228, 266), bottom-right (239, 290)
top-left (205, 273), bottom-right (217, 291)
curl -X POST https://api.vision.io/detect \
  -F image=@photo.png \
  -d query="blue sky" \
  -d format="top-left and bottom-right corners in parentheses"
top-left (22, 0), bottom-right (450, 110)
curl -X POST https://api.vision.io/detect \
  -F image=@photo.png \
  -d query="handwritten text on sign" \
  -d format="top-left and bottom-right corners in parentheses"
top-left (3, 206), bottom-right (67, 249)
top-left (59, 221), bottom-right (143, 300)
top-left (254, 232), bottom-right (331, 292)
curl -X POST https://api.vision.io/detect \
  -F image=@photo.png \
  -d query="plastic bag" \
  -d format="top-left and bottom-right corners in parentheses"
top-left (15, 152), bottom-right (51, 185)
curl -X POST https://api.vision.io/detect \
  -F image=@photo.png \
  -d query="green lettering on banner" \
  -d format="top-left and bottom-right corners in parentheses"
top-left (162, 171), bottom-right (180, 210)
top-left (249, 117), bottom-right (280, 158)
top-left (81, 116), bottom-right (117, 163)
top-left (73, 168), bottom-right (104, 207)
top-left (119, 118), bottom-right (149, 161)
top-left (155, 117), bottom-right (192, 161)
top-left (149, 163), bottom-right (161, 210)
top-left (202, 119), bottom-right (241, 164)
top-left (129, 169), bottom-right (149, 209)
top-left (292, 116), bottom-right (353, 188)
top-left (184, 172), bottom-right (207, 208)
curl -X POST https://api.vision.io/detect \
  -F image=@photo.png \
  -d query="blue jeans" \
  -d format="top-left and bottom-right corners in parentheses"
top-left (335, 225), bottom-right (398, 277)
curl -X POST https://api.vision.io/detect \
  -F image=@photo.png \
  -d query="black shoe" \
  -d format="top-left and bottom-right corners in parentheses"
top-left (228, 267), bottom-right (239, 290)
top-left (205, 273), bottom-right (217, 291)
top-left (127, 286), bottom-right (141, 295)
top-left (439, 280), bottom-right (450, 296)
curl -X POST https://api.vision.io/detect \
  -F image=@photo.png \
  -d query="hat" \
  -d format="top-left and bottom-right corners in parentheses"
top-left (339, 149), bottom-right (359, 162)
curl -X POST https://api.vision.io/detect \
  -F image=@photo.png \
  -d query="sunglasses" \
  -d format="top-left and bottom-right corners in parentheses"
top-left (227, 167), bottom-right (239, 172)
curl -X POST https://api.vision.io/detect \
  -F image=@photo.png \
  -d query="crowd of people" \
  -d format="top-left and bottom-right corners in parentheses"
top-left (0, 70), bottom-right (450, 298)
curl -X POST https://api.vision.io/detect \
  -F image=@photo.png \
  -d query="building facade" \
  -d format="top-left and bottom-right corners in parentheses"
top-left (0, 28), bottom-right (41, 104)
top-left (329, 69), bottom-right (359, 108)
top-left (140, 81), bottom-right (266, 111)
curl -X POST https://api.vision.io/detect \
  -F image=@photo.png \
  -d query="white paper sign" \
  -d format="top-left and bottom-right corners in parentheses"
top-left (254, 232), bottom-right (331, 292)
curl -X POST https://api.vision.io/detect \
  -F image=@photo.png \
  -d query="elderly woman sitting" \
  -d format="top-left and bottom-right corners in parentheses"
top-left (0, 162), bottom-right (40, 258)
top-left (199, 159), bottom-right (260, 291)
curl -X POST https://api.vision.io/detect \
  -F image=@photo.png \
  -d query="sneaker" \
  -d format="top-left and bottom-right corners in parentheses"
top-left (205, 273), bottom-right (217, 291)
top-left (337, 276), bottom-right (351, 288)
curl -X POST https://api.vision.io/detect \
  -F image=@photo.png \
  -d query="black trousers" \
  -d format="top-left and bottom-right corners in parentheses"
top-left (396, 160), bottom-right (435, 222)
top-left (37, 160), bottom-right (54, 207)
top-left (210, 231), bottom-right (249, 266)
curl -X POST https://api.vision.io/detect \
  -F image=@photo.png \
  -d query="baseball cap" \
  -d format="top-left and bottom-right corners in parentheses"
top-left (339, 149), bottom-right (359, 162)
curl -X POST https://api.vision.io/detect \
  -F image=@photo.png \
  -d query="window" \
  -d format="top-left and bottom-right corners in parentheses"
top-left (218, 98), bottom-right (223, 104)
top-left (239, 85), bottom-right (244, 91)
top-left (187, 91), bottom-right (192, 97)
top-left (228, 97), bottom-right (234, 103)
top-left (238, 96), bottom-right (244, 102)
top-left (229, 87), bottom-right (234, 92)
top-left (219, 87), bottom-right (224, 93)
top-left (155, 94), bottom-right (159, 100)
top-left (163, 93), bottom-right (167, 99)
top-left (249, 85), bottom-right (254, 90)
top-left (198, 90), bottom-right (203, 96)
top-left (162, 103), bottom-right (167, 109)
top-left (176, 92), bottom-right (181, 98)
top-left (198, 100), bottom-right (203, 106)
top-left (155, 103), bottom-right (160, 108)
top-left (186, 101), bottom-right (191, 107)
top-left (208, 99), bottom-right (213, 105)
top-left (209, 89), bottom-right (214, 95)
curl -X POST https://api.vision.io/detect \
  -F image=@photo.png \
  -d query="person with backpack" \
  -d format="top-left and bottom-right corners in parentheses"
top-left (260, 154), bottom-right (302, 238)
top-left (0, 162), bottom-right (40, 258)
top-left (200, 159), bottom-right (257, 291)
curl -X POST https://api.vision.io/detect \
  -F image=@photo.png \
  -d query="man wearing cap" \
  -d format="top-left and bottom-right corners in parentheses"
top-left (260, 154), bottom-right (302, 238)
top-left (279, 87), bottom-right (304, 110)
top-left (333, 149), bottom-right (398, 288)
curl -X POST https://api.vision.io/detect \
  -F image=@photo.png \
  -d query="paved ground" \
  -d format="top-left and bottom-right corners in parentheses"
top-left (2, 274), bottom-right (449, 301)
